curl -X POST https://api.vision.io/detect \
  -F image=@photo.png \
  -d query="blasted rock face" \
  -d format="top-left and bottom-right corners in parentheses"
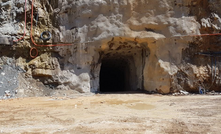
top-left (54, 0), bottom-right (200, 93)
top-left (1, 0), bottom-right (221, 94)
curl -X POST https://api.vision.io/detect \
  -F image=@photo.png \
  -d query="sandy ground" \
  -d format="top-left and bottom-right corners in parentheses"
top-left (0, 94), bottom-right (221, 134)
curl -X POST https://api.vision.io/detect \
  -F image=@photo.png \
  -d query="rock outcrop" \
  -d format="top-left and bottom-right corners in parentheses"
top-left (0, 0), bottom-right (221, 96)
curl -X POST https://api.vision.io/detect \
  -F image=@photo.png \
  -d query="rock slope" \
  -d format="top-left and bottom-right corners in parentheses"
top-left (0, 0), bottom-right (221, 97)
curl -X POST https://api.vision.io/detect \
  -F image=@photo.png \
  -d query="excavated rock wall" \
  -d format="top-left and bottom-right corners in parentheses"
top-left (0, 0), bottom-right (221, 96)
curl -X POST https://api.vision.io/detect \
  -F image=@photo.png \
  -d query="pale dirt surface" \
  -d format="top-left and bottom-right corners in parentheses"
top-left (0, 94), bottom-right (221, 134)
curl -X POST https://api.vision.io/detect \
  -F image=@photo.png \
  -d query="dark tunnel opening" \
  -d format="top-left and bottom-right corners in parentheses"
top-left (100, 57), bottom-right (130, 92)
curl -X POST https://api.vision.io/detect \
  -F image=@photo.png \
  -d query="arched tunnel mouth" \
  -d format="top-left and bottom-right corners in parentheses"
top-left (100, 57), bottom-right (131, 93)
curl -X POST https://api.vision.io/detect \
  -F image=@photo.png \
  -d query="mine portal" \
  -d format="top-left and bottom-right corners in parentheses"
top-left (100, 57), bottom-right (131, 92)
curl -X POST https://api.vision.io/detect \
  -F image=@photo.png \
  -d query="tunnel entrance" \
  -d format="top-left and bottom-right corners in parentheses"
top-left (96, 39), bottom-right (148, 93)
top-left (100, 57), bottom-right (130, 92)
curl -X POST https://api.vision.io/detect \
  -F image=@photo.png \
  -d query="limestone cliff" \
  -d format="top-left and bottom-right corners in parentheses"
top-left (0, 0), bottom-right (221, 97)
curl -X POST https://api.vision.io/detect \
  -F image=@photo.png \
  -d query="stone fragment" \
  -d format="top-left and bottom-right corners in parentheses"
top-left (32, 69), bottom-right (58, 77)
top-left (0, 36), bottom-right (12, 45)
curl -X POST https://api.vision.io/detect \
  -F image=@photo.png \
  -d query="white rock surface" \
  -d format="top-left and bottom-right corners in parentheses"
top-left (1, 0), bottom-right (221, 94)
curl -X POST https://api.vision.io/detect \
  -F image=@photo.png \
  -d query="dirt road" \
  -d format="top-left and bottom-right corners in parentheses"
top-left (0, 94), bottom-right (221, 134)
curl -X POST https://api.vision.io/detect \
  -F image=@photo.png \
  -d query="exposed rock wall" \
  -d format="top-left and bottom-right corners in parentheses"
top-left (0, 0), bottom-right (221, 96)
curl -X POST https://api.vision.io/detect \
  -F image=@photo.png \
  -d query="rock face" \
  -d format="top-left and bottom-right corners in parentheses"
top-left (0, 57), bottom-right (19, 98)
top-left (0, 0), bottom-right (221, 96)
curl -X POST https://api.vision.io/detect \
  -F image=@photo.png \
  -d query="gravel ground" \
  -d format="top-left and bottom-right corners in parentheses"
top-left (0, 94), bottom-right (221, 134)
